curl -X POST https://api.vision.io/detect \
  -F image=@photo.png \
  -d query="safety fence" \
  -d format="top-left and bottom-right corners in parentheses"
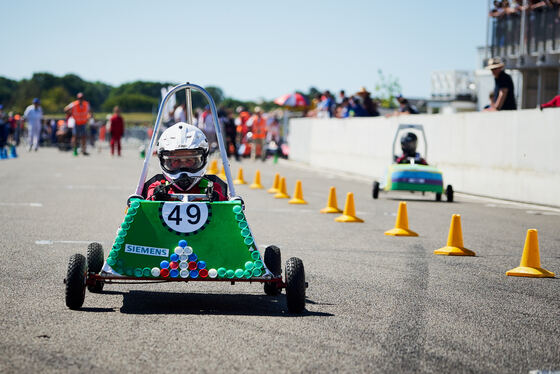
top-left (490, 5), bottom-right (560, 58)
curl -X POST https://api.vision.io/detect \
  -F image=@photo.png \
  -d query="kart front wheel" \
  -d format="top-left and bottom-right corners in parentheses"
top-left (264, 245), bottom-right (282, 296)
top-left (446, 185), bottom-right (454, 203)
top-left (285, 257), bottom-right (306, 313)
top-left (372, 181), bottom-right (380, 199)
top-left (87, 242), bottom-right (104, 292)
top-left (65, 254), bottom-right (87, 310)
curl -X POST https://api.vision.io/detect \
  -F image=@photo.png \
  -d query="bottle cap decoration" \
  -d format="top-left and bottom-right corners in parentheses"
top-left (109, 203), bottom-right (268, 282)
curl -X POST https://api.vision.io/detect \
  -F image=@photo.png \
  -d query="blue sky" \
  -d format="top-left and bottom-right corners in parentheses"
top-left (1, 1), bottom-right (487, 101)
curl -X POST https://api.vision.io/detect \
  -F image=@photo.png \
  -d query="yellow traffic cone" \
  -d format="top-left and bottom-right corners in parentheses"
top-left (334, 192), bottom-right (364, 222)
top-left (320, 186), bottom-right (342, 213)
top-left (434, 214), bottom-right (475, 256)
top-left (384, 201), bottom-right (417, 236)
top-left (289, 180), bottom-right (307, 204)
top-left (267, 173), bottom-right (280, 194)
top-left (274, 177), bottom-right (290, 199)
top-left (218, 165), bottom-right (226, 180)
top-left (233, 168), bottom-right (247, 185)
top-left (506, 229), bottom-right (555, 278)
top-left (250, 170), bottom-right (264, 189)
top-left (207, 159), bottom-right (219, 175)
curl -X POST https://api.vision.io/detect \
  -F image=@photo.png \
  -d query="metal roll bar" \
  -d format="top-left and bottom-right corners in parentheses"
top-left (392, 124), bottom-right (428, 161)
top-left (135, 82), bottom-right (236, 198)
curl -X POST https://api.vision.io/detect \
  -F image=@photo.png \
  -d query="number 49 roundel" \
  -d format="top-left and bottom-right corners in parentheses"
top-left (160, 202), bottom-right (210, 234)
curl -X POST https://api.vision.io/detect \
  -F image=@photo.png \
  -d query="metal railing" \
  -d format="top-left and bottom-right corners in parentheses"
top-left (489, 4), bottom-right (560, 60)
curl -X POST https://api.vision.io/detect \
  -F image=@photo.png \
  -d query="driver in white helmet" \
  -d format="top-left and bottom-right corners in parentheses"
top-left (142, 122), bottom-right (227, 201)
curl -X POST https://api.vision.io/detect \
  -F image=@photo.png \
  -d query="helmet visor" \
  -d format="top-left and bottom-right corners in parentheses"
top-left (161, 149), bottom-right (205, 173)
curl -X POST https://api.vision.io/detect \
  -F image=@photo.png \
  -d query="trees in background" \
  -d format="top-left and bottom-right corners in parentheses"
top-left (0, 73), bottom-right (238, 114)
top-left (0, 71), bottom-right (405, 114)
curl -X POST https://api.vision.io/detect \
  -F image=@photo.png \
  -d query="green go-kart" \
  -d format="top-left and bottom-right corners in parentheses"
top-left (372, 124), bottom-right (453, 202)
top-left (64, 83), bottom-right (307, 313)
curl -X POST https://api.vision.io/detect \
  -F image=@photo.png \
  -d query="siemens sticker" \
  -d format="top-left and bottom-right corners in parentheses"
top-left (124, 244), bottom-right (169, 257)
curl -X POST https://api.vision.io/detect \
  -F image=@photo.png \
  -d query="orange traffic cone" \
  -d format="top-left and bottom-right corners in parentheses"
top-left (320, 187), bottom-right (342, 213)
top-left (233, 168), bottom-right (247, 185)
top-left (207, 159), bottom-right (219, 175)
top-left (218, 165), bottom-right (227, 180)
top-left (506, 229), bottom-right (555, 278)
top-left (289, 180), bottom-right (307, 204)
top-left (250, 170), bottom-right (264, 189)
top-left (267, 173), bottom-right (280, 194)
top-left (384, 201), bottom-right (417, 236)
top-left (434, 214), bottom-right (475, 256)
top-left (334, 192), bottom-right (364, 222)
top-left (274, 177), bottom-right (290, 199)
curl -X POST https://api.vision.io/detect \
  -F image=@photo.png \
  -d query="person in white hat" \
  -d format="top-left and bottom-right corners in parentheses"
top-left (23, 98), bottom-right (43, 151)
top-left (484, 57), bottom-right (517, 111)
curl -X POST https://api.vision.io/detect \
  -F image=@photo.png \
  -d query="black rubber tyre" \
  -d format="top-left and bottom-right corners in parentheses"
top-left (65, 254), bottom-right (87, 310)
top-left (435, 192), bottom-right (442, 202)
top-left (264, 245), bottom-right (282, 296)
top-left (372, 181), bottom-right (380, 199)
top-left (87, 242), bottom-right (104, 273)
top-left (446, 185), bottom-right (454, 203)
top-left (285, 257), bottom-right (306, 313)
top-left (87, 242), bottom-right (104, 292)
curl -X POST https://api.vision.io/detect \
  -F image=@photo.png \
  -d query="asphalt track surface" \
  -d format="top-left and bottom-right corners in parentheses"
top-left (1, 145), bottom-right (559, 374)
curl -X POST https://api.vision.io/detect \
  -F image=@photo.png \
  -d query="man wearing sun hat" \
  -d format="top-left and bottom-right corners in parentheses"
top-left (356, 87), bottom-right (380, 116)
top-left (484, 57), bottom-right (516, 111)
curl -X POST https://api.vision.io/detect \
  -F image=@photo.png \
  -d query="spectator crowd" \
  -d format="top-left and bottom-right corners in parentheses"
top-left (1, 86), bottom-right (421, 160)
top-left (489, 0), bottom-right (560, 18)
top-left (304, 87), bottom-right (418, 119)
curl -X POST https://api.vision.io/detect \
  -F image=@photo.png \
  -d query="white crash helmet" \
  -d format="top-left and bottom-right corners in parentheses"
top-left (157, 122), bottom-right (209, 191)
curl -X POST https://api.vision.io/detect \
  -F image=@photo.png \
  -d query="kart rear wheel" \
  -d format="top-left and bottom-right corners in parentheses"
top-left (285, 257), bottom-right (306, 313)
top-left (435, 192), bottom-right (442, 202)
top-left (87, 242), bottom-right (104, 292)
top-left (264, 245), bottom-right (282, 296)
top-left (446, 185), bottom-right (454, 203)
top-left (65, 254), bottom-right (87, 310)
top-left (372, 181), bottom-right (380, 199)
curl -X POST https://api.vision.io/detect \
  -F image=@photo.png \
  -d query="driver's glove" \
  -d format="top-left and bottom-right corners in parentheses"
top-left (153, 184), bottom-right (171, 201)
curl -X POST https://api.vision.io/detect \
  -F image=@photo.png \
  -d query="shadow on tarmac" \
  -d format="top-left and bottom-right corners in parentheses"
top-left (80, 307), bottom-right (116, 313)
top-left (115, 290), bottom-right (333, 317)
top-left (385, 196), bottom-right (458, 203)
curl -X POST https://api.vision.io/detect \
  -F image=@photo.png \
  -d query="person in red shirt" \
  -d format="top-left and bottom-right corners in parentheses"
top-left (109, 106), bottom-right (124, 156)
top-left (141, 122), bottom-right (227, 201)
top-left (540, 95), bottom-right (560, 109)
top-left (235, 106), bottom-right (250, 157)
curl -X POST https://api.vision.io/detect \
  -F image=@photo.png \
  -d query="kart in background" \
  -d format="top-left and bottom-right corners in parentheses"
top-left (372, 124), bottom-right (453, 202)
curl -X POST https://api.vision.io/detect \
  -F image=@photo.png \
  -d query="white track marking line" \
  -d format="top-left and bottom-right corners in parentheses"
top-left (64, 185), bottom-right (128, 190)
top-left (35, 240), bottom-right (100, 245)
top-left (457, 193), bottom-right (560, 213)
top-left (0, 202), bottom-right (43, 207)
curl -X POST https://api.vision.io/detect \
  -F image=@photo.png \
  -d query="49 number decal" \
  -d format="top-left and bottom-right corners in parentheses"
top-left (161, 202), bottom-right (209, 234)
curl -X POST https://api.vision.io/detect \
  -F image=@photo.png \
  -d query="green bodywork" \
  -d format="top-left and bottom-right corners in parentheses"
top-left (384, 164), bottom-right (444, 193)
top-left (105, 199), bottom-right (265, 279)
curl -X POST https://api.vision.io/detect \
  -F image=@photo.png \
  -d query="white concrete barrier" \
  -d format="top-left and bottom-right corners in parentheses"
top-left (288, 109), bottom-right (560, 207)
